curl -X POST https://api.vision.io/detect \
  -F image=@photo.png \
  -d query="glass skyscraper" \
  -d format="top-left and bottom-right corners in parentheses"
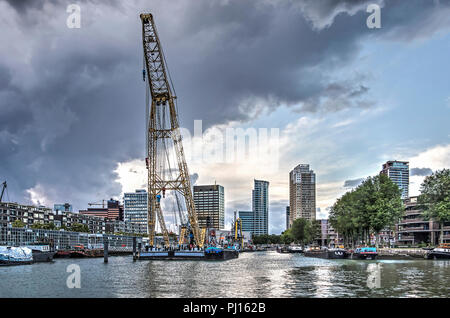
top-left (252, 179), bottom-right (269, 235)
top-left (380, 160), bottom-right (409, 199)
top-left (123, 189), bottom-right (148, 234)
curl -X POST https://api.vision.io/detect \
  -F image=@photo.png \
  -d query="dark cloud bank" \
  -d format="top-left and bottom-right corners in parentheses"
top-left (0, 0), bottom-right (449, 211)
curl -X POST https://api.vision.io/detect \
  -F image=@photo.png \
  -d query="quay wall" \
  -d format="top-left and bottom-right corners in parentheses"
top-left (377, 248), bottom-right (427, 260)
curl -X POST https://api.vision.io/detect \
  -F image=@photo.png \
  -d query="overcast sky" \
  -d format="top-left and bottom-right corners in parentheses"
top-left (1, 0), bottom-right (449, 234)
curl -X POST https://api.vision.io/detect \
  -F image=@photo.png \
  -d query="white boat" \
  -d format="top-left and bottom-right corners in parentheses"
top-left (0, 246), bottom-right (33, 266)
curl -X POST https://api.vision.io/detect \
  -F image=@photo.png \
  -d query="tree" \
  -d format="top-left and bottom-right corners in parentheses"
top-left (290, 218), bottom-right (312, 245)
top-left (70, 223), bottom-right (89, 233)
top-left (12, 219), bottom-right (26, 228)
top-left (281, 229), bottom-right (294, 244)
top-left (419, 169), bottom-right (450, 245)
top-left (329, 174), bottom-right (404, 248)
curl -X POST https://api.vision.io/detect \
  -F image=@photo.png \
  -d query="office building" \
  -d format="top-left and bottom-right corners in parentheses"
top-left (289, 164), bottom-right (316, 227)
top-left (286, 206), bottom-right (290, 230)
top-left (54, 203), bottom-right (72, 215)
top-left (193, 184), bottom-right (225, 229)
top-left (252, 180), bottom-right (269, 235)
top-left (380, 160), bottom-right (409, 199)
top-left (238, 210), bottom-right (255, 234)
top-left (124, 189), bottom-right (148, 235)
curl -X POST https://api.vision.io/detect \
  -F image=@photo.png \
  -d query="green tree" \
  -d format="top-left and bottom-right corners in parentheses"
top-left (70, 223), bottom-right (89, 233)
top-left (419, 169), bottom-right (450, 244)
top-left (281, 229), bottom-right (294, 244)
top-left (12, 219), bottom-right (26, 228)
top-left (290, 218), bottom-right (310, 245)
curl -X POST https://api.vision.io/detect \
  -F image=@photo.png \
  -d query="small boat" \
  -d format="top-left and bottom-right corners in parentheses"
top-left (0, 246), bottom-right (33, 266)
top-left (288, 246), bottom-right (304, 253)
top-left (352, 247), bottom-right (378, 260)
top-left (204, 246), bottom-right (239, 260)
top-left (426, 243), bottom-right (450, 260)
top-left (304, 246), bottom-right (349, 259)
top-left (25, 244), bottom-right (56, 262)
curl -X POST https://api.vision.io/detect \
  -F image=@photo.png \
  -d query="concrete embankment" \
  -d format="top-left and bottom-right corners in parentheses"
top-left (377, 248), bottom-right (427, 260)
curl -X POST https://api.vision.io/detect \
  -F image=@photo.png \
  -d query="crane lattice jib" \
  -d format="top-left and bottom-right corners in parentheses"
top-left (140, 13), bottom-right (202, 247)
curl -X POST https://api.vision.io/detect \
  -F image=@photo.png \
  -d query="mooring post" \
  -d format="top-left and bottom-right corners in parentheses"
top-left (133, 237), bottom-right (137, 261)
top-left (104, 236), bottom-right (109, 263)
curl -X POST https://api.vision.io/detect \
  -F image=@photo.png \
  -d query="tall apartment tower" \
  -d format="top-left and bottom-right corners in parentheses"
top-left (124, 189), bottom-right (148, 234)
top-left (193, 184), bottom-right (225, 230)
top-left (289, 164), bottom-right (316, 227)
top-left (252, 180), bottom-right (269, 235)
top-left (380, 160), bottom-right (409, 199)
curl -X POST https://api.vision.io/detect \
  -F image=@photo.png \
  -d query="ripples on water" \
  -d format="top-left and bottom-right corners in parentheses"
top-left (0, 251), bottom-right (449, 297)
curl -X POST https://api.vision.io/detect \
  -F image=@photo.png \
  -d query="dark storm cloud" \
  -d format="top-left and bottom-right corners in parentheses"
top-left (344, 178), bottom-right (364, 188)
top-left (0, 0), bottom-right (448, 210)
top-left (410, 167), bottom-right (433, 177)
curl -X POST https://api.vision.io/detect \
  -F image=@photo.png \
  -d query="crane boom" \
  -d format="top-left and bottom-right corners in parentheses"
top-left (0, 181), bottom-right (6, 203)
top-left (140, 13), bottom-right (202, 247)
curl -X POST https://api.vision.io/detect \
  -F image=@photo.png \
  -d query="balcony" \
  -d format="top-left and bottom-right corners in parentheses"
top-left (399, 218), bottom-right (426, 224)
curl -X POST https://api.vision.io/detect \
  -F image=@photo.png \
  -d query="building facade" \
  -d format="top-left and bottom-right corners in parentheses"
top-left (252, 180), bottom-right (269, 235)
top-left (124, 189), bottom-right (148, 235)
top-left (0, 202), bottom-right (54, 228)
top-left (193, 184), bottom-right (225, 230)
top-left (289, 164), bottom-right (316, 227)
top-left (397, 196), bottom-right (450, 246)
top-left (54, 203), bottom-right (72, 214)
top-left (380, 160), bottom-right (409, 199)
top-left (238, 211), bottom-right (255, 234)
top-left (79, 198), bottom-right (123, 221)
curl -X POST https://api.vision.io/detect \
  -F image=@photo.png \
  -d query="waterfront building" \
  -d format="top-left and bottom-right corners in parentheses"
top-left (193, 184), bottom-right (225, 230)
top-left (380, 160), bottom-right (409, 199)
top-left (286, 206), bottom-right (290, 230)
top-left (397, 196), bottom-right (450, 246)
top-left (238, 211), bottom-right (255, 234)
top-left (54, 212), bottom-right (106, 233)
top-left (80, 198), bottom-right (124, 221)
top-left (289, 164), bottom-right (316, 227)
top-left (0, 202), bottom-right (54, 228)
top-left (53, 203), bottom-right (72, 215)
top-left (252, 179), bottom-right (269, 235)
top-left (124, 189), bottom-right (148, 235)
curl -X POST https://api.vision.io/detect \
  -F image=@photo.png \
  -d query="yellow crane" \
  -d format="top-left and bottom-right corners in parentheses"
top-left (141, 13), bottom-right (203, 248)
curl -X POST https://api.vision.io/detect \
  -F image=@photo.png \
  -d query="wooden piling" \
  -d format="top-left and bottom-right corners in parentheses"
top-left (104, 237), bottom-right (109, 263)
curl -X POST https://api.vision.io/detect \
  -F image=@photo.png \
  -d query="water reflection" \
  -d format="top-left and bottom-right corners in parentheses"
top-left (0, 252), bottom-right (449, 297)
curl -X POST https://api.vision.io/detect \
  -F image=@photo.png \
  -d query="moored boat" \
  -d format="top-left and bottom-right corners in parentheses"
top-left (426, 243), bottom-right (450, 260)
top-left (0, 246), bottom-right (33, 266)
top-left (25, 244), bottom-right (56, 262)
top-left (288, 246), bottom-right (304, 253)
top-left (352, 247), bottom-right (378, 260)
top-left (304, 246), bottom-right (349, 259)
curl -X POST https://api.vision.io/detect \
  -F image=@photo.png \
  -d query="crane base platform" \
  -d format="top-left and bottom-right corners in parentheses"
top-left (136, 249), bottom-right (239, 261)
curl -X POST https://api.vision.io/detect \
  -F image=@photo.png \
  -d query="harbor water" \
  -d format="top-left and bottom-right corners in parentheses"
top-left (0, 251), bottom-right (449, 297)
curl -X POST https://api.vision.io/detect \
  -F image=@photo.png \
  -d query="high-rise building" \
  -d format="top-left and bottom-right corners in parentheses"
top-left (380, 160), bottom-right (409, 199)
top-left (54, 203), bottom-right (72, 215)
top-left (289, 164), bottom-right (316, 227)
top-left (193, 184), bottom-right (225, 229)
top-left (238, 210), bottom-right (255, 234)
top-left (252, 180), bottom-right (269, 235)
top-left (286, 206), bottom-right (290, 230)
top-left (124, 189), bottom-right (148, 235)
